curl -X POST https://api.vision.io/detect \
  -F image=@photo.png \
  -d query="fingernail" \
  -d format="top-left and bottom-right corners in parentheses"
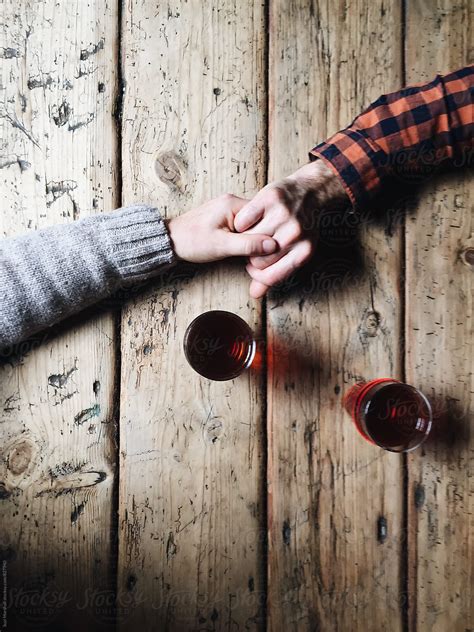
top-left (263, 239), bottom-right (276, 254)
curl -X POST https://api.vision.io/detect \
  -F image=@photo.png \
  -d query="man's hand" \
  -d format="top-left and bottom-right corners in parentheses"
top-left (166, 194), bottom-right (278, 264)
top-left (234, 160), bottom-right (348, 298)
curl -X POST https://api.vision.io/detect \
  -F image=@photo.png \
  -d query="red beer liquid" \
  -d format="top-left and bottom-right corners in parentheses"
top-left (183, 310), bottom-right (255, 381)
top-left (343, 379), bottom-right (432, 452)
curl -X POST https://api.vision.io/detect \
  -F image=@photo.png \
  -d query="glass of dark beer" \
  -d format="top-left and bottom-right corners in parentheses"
top-left (183, 310), bottom-right (256, 381)
top-left (343, 378), bottom-right (432, 452)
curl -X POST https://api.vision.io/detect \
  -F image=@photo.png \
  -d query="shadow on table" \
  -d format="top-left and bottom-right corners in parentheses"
top-left (267, 179), bottom-right (420, 305)
top-left (269, 164), bottom-right (474, 305)
top-left (249, 329), bottom-right (323, 384)
top-left (422, 393), bottom-right (471, 455)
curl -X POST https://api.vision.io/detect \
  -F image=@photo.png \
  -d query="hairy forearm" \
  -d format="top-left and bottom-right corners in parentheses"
top-left (285, 159), bottom-right (349, 208)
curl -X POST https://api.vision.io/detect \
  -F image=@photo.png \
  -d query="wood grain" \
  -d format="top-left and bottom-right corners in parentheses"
top-left (0, 1), bottom-right (119, 629)
top-left (117, 1), bottom-right (267, 629)
top-left (405, 2), bottom-right (474, 630)
top-left (1, 2), bottom-right (472, 630)
top-left (267, 1), bottom-right (405, 630)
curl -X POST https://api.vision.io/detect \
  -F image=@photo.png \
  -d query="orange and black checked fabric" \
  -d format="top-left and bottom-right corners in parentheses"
top-left (310, 65), bottom-right (474, 208)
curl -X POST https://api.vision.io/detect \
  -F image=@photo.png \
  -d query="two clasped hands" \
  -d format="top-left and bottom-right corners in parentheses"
top-left (169, 62), bottom-right (471, 300)
top-left (1, 66), bottom-right (471, 347)
top-left (167, 159), bottom-right (347, 298)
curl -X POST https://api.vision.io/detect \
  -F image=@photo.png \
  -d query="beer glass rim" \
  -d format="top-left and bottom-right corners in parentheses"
top-left (183, 310), bottom-right (256, 381)
top-left (360, 380), bottom-right (433, 453)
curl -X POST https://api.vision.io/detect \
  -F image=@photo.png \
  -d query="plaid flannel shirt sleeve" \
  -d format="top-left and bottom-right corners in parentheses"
top-left (309, 65), bottom-right (474, 209)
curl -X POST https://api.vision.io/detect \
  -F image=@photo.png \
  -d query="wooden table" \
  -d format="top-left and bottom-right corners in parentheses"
top-left (1, 1), bottom-right (472, 630)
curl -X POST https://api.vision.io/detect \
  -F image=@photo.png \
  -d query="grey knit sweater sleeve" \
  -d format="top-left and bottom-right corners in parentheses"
top-left (0, 204), bottom-right (176, 348)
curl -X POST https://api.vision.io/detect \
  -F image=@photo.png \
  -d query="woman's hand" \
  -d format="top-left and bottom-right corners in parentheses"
top-left (233, 160), bottom-right (348, 298)
top-left (166, 194), bottom-right (278, 264)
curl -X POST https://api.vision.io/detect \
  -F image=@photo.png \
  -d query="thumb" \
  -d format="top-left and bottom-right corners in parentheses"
top-left (221, 232), bottom-right (278, 258)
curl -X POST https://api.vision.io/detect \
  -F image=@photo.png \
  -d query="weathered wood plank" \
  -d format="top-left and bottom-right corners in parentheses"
top-left (405, 3), bottom-right (474, 631)
top-left (117, 1), bottom-right (267, 629)
top-left (267, 2), bottom-right (405, 630)
top-left (0, 2), bottom-right (119, 629)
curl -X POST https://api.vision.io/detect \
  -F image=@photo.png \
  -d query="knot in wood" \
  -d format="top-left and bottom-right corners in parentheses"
top-left (365, 310), bottom-right (381, 336)
top-left (461, 247), bottom-right (474, 268)
top-left (7, 439), bottom-right (35, 476)
top-left (155, 151), bottom-right (187, 192)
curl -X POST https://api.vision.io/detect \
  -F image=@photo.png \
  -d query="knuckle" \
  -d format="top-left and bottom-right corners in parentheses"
top-left (244, 239), bottom-right (256, 257)
top-left (288, 220), bottom-right (303, 241)
top-left (250, 256), bottom-right (268, 269)
top-left (220, 192), bottom-right (234, 204)
top-left (262, 270), bottom-right (277, 286)
top-left (274, 204), bottom-right (290, 223)
top-left (245, 203), bottom-right (258, 215)
top-left (266, 185), bottom-right (284, 204)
